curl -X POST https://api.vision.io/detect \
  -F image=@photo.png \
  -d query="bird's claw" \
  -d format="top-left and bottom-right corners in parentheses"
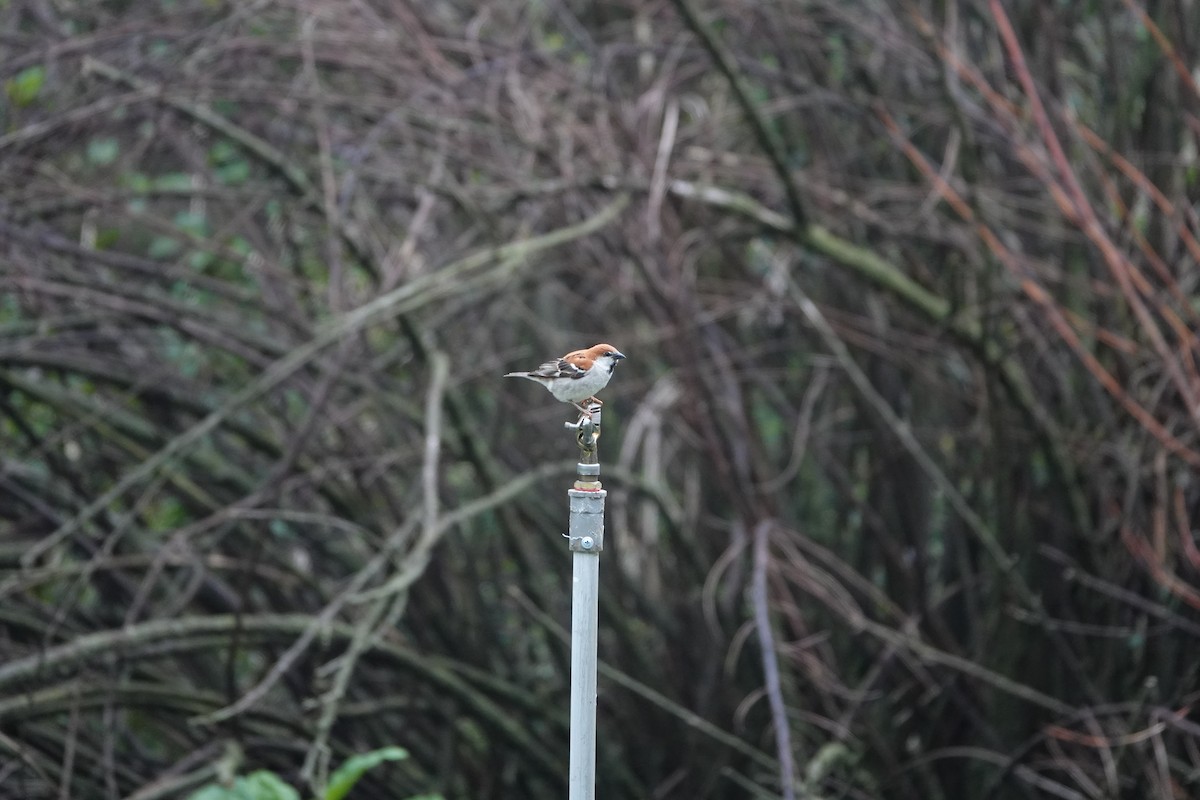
top-left (566, 401), bottom-right (603, 436)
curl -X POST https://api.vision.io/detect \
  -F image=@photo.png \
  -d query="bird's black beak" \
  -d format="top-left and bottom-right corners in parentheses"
top-left (612, 351), bottom-right (626, 360)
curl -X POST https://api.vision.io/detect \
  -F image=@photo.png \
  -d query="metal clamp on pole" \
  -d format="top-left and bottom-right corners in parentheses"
top-left (564, 401), bottom-right (605, 800)
top-left (566, 487), bottom-right (606, 553)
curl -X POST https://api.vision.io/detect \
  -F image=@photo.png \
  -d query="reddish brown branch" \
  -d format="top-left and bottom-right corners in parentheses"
top-left (879, 107), bottom-right (1200, 468)
top-left (990, 0), bottom-right (1200, 427)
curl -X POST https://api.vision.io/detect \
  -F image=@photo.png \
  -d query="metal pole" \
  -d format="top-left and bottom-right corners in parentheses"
top-left (565, 403), bottom-right (605, 800)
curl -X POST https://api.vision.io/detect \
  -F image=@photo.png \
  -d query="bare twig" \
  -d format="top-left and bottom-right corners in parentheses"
top-left (22, 196), bottom-right (629, 566)
top-left (751, 521), bottom-right (798, 800)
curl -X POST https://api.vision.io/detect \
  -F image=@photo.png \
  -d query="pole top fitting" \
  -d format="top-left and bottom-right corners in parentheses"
top-left (574, 460), bottom-right (602, 490)
top-left (564, 403), bottom-right (603, 464)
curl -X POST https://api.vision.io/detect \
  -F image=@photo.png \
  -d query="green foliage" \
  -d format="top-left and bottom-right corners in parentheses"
top-left (325, 747), bottom-right (409, 800)
top-left (216, 159), bottom-right (251, 185)
top-left (145, 496), bottom-right (187, 532)
top-left (185, 748), bottom-right (431, 800)
top-left (210, 140), bottom-right (251, 185)
top-left (6, 65), bottom-right (45, 106)
top-left (189, 771), bottom-right (299, 800)
top-left (87, 137), bottom-right (120, 165)
top-left (174, 210), bottom-right (209, 238)
top-left (148, 235), bottom-right (182, 259)
top-left (155, 172), bottom-right (195, 191)
top-left (159, 328), bottom-right (204, 378)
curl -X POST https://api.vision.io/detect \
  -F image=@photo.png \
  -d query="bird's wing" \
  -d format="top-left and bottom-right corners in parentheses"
top-left (523, 356), bottom-right (590, 379)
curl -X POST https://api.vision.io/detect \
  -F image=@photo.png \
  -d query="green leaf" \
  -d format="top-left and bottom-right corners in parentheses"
top-left (173, 210), bottom-right (208, 237)
top-left (121, 172), bottom-right (152, 192)
top-left (87, 137), bottom-right (120, 165)
top-left (215, 160), bottom-right (250, 185)
top-left (324, 747), bottom-right (408, 800)
top-left (162, 327), bottom-right (203, 377)
top-left (6, 65), bottom-right (45, 106)
top-left (154, 172), bottom-right (194, 191)
top-left (148, 236), bottom-right (181, 259)
top-left (95, 228), bottom-right (120, 249)
top-left (209, 140), bottom-right (238, 163)
top-left (146, 496), bottom-right (186, 532)
top-left (187, 771), bottom-right (300, 800)
top-left (239, 772), bottom-right (300, 800)
top-left (229, 236), bottom-right (253, 256)
top-left (188, 250), bottom-right (216, 271)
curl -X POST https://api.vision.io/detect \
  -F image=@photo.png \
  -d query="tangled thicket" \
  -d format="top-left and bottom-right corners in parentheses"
top-left (2, 1), bottom-right (1199, 798)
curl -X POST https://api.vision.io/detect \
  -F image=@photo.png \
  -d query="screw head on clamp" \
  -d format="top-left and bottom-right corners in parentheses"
top-left (579, 536), bottom-right (595, 550)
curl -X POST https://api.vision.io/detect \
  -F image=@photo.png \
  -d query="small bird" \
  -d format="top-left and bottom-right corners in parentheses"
top-left (505, 343), bottom-right (626, 416)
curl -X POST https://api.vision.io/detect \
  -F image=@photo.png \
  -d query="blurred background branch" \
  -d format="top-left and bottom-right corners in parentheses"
top-left (1, 1), bottom-right (1198, 798)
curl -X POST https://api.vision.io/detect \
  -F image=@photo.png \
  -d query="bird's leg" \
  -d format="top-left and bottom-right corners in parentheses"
top-left (584, 396), bottom-right (604, 406)
top-left (572, 402), bottom-right (593, 418)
